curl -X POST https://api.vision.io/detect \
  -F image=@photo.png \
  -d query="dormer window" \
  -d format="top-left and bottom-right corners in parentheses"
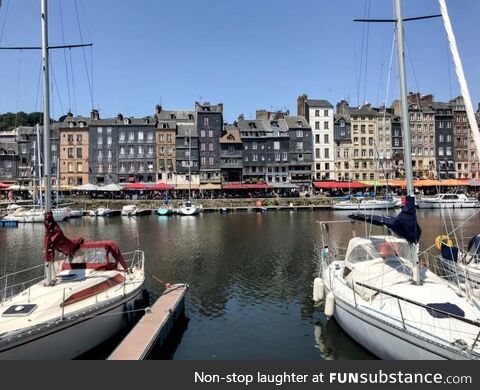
top-left (340, 121), bottom-right (345, 127)
top-left (170, 114), bottom-right (176, 120)
top-left (249, 123), bottom-right (257, 129)
top-left (271, 121), bottom-right (279, 127)
top-left (69, 122), bottom-right (74, 128)
top-left (79, 121), bottom-right (85, 128)
top-left (227, 134), bottom-right (234, 141)
top-left (124, 118), bottom-right (130, 125)
top-left (188, 114), bottom-right (193, 120)
top-left (162, 123), bottom-right (168, 129)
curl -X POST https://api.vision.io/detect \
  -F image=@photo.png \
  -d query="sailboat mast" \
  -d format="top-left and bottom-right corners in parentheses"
top-left (41, 0), bottom-right (51, 213)
top-left (438, 0), bottom-right (480, 162)
top-left (394, 0), bottom-right (414, 198)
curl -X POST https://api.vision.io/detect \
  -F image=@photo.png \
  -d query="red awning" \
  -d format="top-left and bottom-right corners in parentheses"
top-left (312, 181), bottom-right (369, 189)
top-left (149, 182), bottom-right (174, 191)
top-left (0, 183), bottom-right (10, 189)
top-left (124, 182), bottom-right (148, 190)
top-left (222, 183), bottom-right (272, 190)
top-left (128, 176), bottom-right (135, 182)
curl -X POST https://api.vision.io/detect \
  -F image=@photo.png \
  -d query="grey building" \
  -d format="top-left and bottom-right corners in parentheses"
top-left (196, 102), bottom-right (223, 184)
top-left (238, 114), bottom-right (290, 184)
top-left (89, 114), bottom-right (156, 184)
top-left (284, 116), bottom-right (313, 188)
top-left (0, 132), bottom-right (18, 182)
top-left (220, 124), bottom-right (243, 183)
top-left (333, 115), bottom-right (352, 181)
top-left (391, 117), bottom-right (404, 178)
top-left (176, 123), bottom-right (199, 175)
top-left (433, 102), bottom-right (455, 179)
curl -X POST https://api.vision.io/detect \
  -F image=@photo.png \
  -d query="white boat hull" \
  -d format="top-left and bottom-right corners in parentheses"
top-left (178, 206), bottom-right (200, 216)
top-left (417, 200), bottom-right (480, 209)
top-left (3, 209), bottom-right (67, 223)
top-left (330, 289), bottom-right (465, 360)
top-left (0, 286), bottom-right (145, 360)
top-left (333, 200), bottom-right (397, 210)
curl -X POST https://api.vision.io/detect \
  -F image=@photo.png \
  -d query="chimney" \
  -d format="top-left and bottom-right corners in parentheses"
top-left (155, 104), bottom-right (162, 115)
top-left (90, 109), bottom-right (100, 121)
top-left (117, 113), bottom-right (124, 121)
top-left (336, 100), bottom-right (350, 118)
top-left (297, 94), bottom-right (307, 117)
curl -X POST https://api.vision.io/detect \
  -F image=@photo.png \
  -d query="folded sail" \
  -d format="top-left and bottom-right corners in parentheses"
top-left (348, 195), bottom-right (422, 244)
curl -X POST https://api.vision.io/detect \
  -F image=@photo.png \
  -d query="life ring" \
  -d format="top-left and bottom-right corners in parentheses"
top-left (435, 235), bottom-right (453, 250)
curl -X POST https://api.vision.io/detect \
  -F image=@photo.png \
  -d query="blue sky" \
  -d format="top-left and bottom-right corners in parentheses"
top-left (0, 0), bottom-right (479, 122)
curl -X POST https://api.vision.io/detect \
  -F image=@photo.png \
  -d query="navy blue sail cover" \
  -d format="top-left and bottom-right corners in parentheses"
top-left (467, 234), bottom-right (480, 255)
top-left (348, 196), bottom-right (422, 244)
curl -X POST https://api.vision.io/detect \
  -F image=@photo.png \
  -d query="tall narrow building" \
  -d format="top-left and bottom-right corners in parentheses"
top-left (297, 95), bottom-right (334, 180)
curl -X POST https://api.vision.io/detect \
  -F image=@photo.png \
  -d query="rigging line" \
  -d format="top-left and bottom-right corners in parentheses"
top-left (14, 49), bottom-right (22, 130)
top-left (362, 0), bottom-right (371, 105)
top-left (50, 58), bottom-right (65, 115)
top-left (445, 30), bottom-right (453, 98)
top-left (357, 0), bottom-right (368, 106)
top-left (69, 48), bottom-right (77, 115)
top-left (403, 36), bottom-right (421, 95)
top-left (73, 0), bottom-right (94, 109)
top-left (58, 0), bottom-right (72, 113)
top-left (352, 26), bottom-right (360, 107)
top-left (0, 0), bottom-right (9, 45)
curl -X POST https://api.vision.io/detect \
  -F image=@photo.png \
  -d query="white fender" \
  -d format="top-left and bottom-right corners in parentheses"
top-left (324, 291), bottom-right (335, 317)
top-left (313, 277), bottom-right (324, 302)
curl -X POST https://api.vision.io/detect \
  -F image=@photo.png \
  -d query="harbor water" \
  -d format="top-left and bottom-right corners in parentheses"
top-left (1, 208), bottom-right (479, 359)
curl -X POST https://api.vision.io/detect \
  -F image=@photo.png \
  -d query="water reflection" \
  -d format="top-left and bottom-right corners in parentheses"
top-left (0, 209), bottom-right (479, 359)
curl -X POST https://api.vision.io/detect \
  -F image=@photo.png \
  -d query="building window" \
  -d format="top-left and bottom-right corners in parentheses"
top-left (138, 132), bottom-right (144, 141)
top-left (76, 162), bottom-right (82, 172)
top-left (67, 134), bottom-right (74, 143)
top-left (324, 148), bottom-right (330, 159)
top-left (296, 142), bottom-right (303, 150)
top-left (324, 122), bottom-right (329, 130)
top-left (76, 148), bottom-right (82, 158)
top-left (128, 132), bottom-right (134, 141)
top-left (120, 146), bottom-right (125, 155)
top-left (439, 147), bottom-right (444, 156)
top-left (324, 134), bottom-right (329, 144)
top-left (138, 145), bottom-right (144, 155)
top-left (68, 162), bottom-right (74, 173)
top-left (315, 109), bottom-right (320, 117)
top-left (446, 147), bottom-right (452, 156)
top-left (209, 157), bottom-right (214, 166)
top-left (208, 143), bottom-right (213, 151)
top-left (200, 130), bottom-right (205, 137)
top-left (273, 141), bottom-right (280, 150)
top-left (67, 148), bottom-right (74, 158)
top-left (315, 148), bottom-right (321, 159)
top-left (97, 137), bottom-right (103, 146)
top-left (296, 130), bottom-right (303, 138)
top-left (97, 127), bottom-right (103, 134)
top-left (252, 142), bottom-right (258, 150)
top-left (201, 143), bottom-right (206, 151)
top-left (282, 153), bottom-right (288, 161)
top-left (253, 154), bottom-right (258, 162)
top-left (129, 146), bottom-right (135, 155)
top-left (315, 122), bottom-right (320, 130)
top-left (324, 110), bottom-right (328, 116)
top-left (208, 130), bottom-right (213, 138)
top-left (275, 153), bottom-right (281, 161)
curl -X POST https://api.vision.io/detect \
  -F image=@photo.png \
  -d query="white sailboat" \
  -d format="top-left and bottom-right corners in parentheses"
top-left (178, 128), bottom-right (200, 216)
top-left (417, 192), bottom-right (480, 209)
top-left (314, 0), bottom-right (480, 360)
top-left (0, 0), bottom-right (146, 359)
